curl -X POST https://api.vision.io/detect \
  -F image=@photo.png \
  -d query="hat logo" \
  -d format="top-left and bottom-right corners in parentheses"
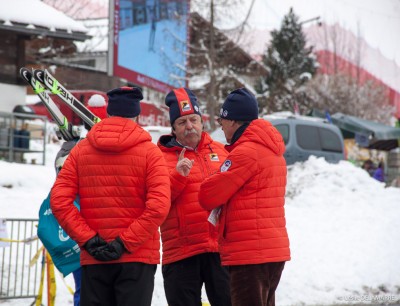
top-left (222, 110), bottom-right (228, 117)
top-left (194, 105), bottom-right (199, 112)
top-left (180, 100), bottom-right (192, 112)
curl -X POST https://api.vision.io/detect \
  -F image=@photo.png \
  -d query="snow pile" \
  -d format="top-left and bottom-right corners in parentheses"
top-left (1, 148), bottom-right (400, 305)
top-left (0, 144), bottom-right (58, 218)
top-left (279, 157), bottom-right (400, 305)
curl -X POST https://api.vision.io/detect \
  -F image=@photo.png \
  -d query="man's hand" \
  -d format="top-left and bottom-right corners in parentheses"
top-left (84, 235), bottom-right (107, 257)
top-left (176, 148), bottom-right (194, 177)
top-left (94, 237), bottom-right (127, 261)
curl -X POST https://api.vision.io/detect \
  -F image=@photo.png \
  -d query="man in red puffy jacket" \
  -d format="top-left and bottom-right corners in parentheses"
top-left (158, 87), bottom-right (231, 306)
top-left (50, 87), bottom-right (171, 306)
top-left (199, 88), bottom-right (290, 306)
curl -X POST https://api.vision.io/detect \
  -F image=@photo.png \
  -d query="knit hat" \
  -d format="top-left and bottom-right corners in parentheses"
top-left (87, 94), bottom-right (108, 120)
top-left (220, 88), bottom-right (258, 121)
top-left (107, 87), bottom-right (143, 118)
top-left (106, 87), bottom-right (143, 118)
top-left (165, 87), bottom-right (201, 125)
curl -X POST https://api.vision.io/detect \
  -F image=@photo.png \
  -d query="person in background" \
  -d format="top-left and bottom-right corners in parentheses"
top-left (54, 139), bottom-right (82, 306)
top-left (199, 88), bottom-right (290, 306)
top-left (50, 87), bottom-right (171, 306)
top-left (158, 87), bottom-right (231, 306)
top-left (87, 94), bottom-right (107, 120)
top-left (373, 161), bottom-right (385, 183)
top-left (362, 159), bottom-right (375, 177)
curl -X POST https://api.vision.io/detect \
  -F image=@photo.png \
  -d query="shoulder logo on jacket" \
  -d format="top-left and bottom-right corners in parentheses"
top-left (209, 153), bottom-right (219, 161)
top-left (220, 160), bottom-right (232, 172)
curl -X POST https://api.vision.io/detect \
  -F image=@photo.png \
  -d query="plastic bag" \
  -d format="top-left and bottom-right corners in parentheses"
top-left (37, 192), bottom-right (80, 276)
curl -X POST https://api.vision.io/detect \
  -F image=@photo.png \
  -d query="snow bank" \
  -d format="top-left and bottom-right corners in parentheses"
top-left (279, 157), bottom-right (400, 305)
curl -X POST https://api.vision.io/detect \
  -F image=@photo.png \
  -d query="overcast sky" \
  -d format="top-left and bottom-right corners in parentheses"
top-left (104, 0), bottom-right (399, 66)
top-left (240, 0), bottom-right (400, 66)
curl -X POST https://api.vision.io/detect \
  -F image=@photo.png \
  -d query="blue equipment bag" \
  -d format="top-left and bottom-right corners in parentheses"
top-left (37, 192), bottom-right (81, 276)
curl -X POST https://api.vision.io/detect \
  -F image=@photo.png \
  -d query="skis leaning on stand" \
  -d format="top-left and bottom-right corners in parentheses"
top-left (19, 67), bottom-right (80, 142)
top-left (33, 69), bottom-right (101, 128)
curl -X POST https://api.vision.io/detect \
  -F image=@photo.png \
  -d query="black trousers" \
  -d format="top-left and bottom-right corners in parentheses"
top-left (162, 253), bottom-right (231, 306)
top-left (80, 262), bottom-right (156, 306)
top-left (229, 262), bottom-right (285, 306)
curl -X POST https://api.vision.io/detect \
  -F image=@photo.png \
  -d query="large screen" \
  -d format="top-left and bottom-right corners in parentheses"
top-left (112, 0), bottom-right (189, 92)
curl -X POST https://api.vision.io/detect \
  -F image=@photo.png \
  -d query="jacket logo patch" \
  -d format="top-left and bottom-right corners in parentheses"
top-left (180, 100), bottom-right (192, 112)
top-left (220, 160), bottom-right (231, 172)
top-left (210, 153), bottom-right (219, 161)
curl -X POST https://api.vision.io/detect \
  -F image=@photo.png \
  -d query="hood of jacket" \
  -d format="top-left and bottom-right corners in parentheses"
top-left (227, 119), bottom-right (285, 155)
top-left (87, 117), bottom-right (151, 153)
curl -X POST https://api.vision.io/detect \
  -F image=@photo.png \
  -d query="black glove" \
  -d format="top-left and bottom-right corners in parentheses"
top-left (94, 237), bottom-right (127, 262)
top-left (84, 235), bottom-right (107, 257)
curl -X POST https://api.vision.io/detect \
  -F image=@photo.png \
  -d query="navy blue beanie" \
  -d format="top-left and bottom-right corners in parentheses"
top-left (165, 87), bottom-right (201, 125)
top-left (220, 88), bottom-right (258, 121)
top-left (106, 87), bottom-right (143, 118)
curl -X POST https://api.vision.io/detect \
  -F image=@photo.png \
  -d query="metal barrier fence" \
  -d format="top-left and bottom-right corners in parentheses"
top-left (0, 111), bottom-right (48, 165)
top-left (0, 218), bottom-right (42, 302)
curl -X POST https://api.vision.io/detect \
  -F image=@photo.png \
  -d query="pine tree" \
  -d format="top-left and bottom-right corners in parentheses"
top-left (257, 8), bottom-right (317, 113)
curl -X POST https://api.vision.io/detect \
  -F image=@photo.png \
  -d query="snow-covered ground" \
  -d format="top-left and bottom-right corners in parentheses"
top-left (1, 140), bottom-right (400, 305)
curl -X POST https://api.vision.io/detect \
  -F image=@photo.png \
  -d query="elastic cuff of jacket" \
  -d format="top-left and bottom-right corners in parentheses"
top-left (172, 169), bottom-right (188, 184)
top-left (116, 236), bottom-right (130, 253)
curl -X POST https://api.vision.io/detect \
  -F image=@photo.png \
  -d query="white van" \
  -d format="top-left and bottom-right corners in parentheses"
top-left (143, 126), bottom-right (171, 144)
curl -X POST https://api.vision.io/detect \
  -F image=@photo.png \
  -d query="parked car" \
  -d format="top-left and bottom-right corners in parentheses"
top-left (143, 126), bottom-right (171, 144)
top-left (211, 113), bottom-right (345, 165)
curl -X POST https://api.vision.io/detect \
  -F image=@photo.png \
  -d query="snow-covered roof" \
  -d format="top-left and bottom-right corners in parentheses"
top-left (263, 111), bottom-right (327, 123)
top-left (0, 0), bottom-right (89, 41)
top-left (306, 23), bottom-right (400, 94)
top-left (75, 18), bottom-right (108, 53)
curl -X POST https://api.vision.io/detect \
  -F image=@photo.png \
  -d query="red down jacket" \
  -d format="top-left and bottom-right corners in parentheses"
top-left (50, 117), bottom-right (171, 265)
top-left (199, 119), bottom-right (290, 266)
top-left (158, 132), bottom-right (228, 264)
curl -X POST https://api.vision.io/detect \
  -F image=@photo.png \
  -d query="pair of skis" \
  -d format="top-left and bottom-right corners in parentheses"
top-left (19, 68), bottom-right (101, 141)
